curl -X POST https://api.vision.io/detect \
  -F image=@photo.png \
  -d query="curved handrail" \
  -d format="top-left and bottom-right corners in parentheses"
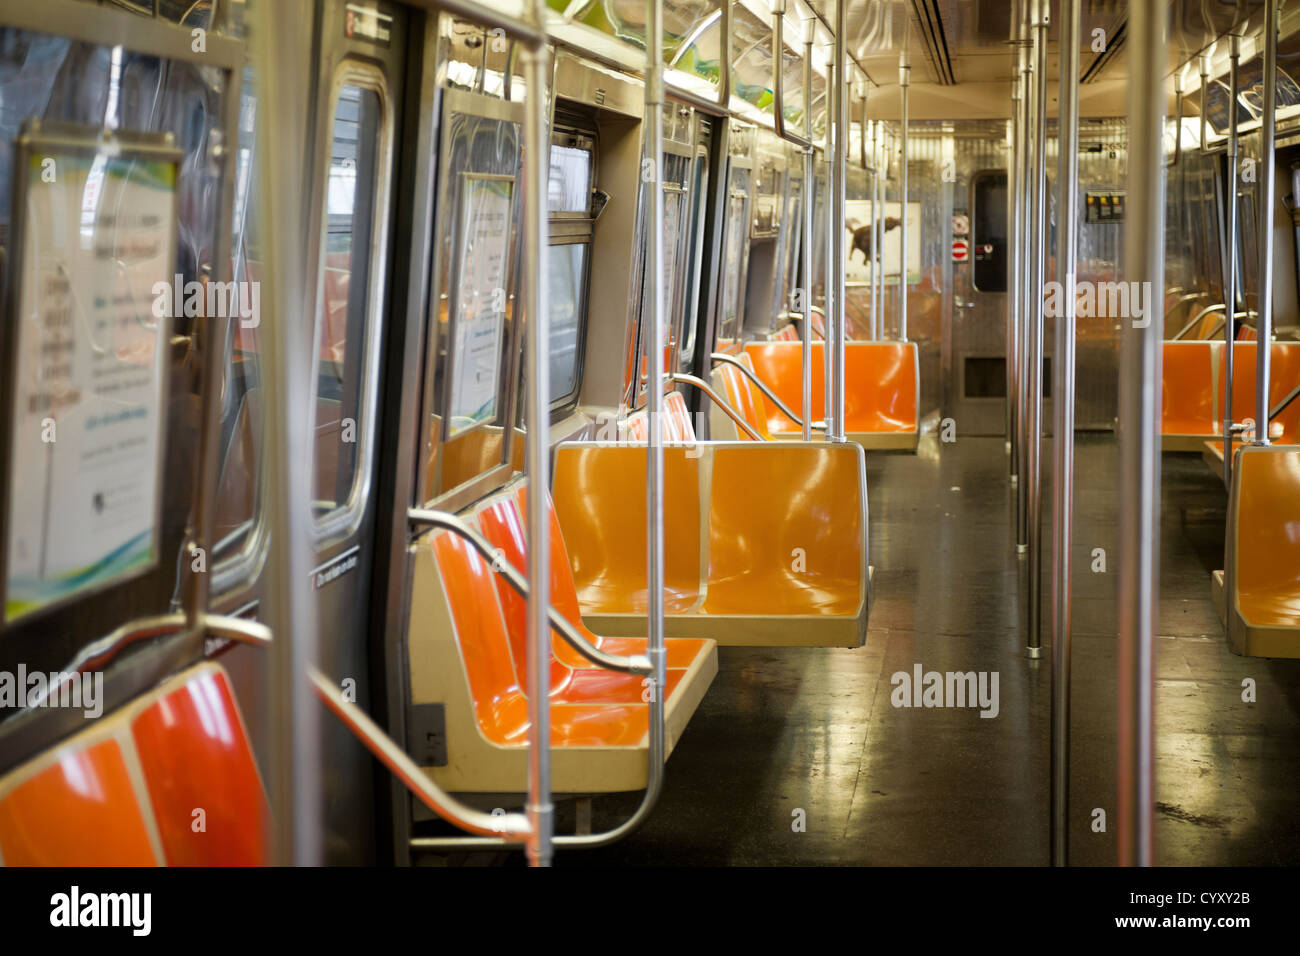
top-left (665, 372), bottom-right (765, 440)
top-left (309, 666), bottom-right (530, 839)
top-left (1270, 382), bottom-right (1300, 422)
top-left (1164, 290), bottom-right (1210, 316)
top-left (1172, 302), bottom-right (1225, 339)
top-left (25, 612), bottom-right (272, 711)
top-left (407, 508), bottom-right (651, 676)
top-left (710, 352), bottom-right (825, 431)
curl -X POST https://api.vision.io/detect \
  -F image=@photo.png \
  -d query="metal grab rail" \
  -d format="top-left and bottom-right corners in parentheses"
top-left (407, 508), bottom-right (651, 676)
top-left (27, 612), bottom-right (272, 711)
top-left (1171, 305), bottom-right (1254, 341)
top-left (665, 373), bottom-right (765, 441)
top-left (709, 352), bottom-right (825, 431)
top-left (309, 667), bottom-right (531, 839)
top-left (1269, 382), bottom-right (1300, 422)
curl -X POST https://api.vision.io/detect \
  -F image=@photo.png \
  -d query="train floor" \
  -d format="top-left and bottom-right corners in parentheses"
top-left (439, 434), bottom-right (1300, 866)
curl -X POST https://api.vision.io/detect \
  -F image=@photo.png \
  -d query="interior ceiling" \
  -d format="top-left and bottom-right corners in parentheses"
top-left (808, 0), bottom-right (1273, 119)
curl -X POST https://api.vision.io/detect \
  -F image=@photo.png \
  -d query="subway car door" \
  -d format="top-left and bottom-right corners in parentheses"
top-left (953, 168), bottom-right (1009, 434)
top-left (304, 0), bottom-right (406, 864)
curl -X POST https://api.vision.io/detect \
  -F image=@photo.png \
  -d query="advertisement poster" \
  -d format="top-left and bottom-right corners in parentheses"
top-left (845, 199), bottom-right (922, 286)
top-left (5, 140), bottom-right (176, 621)
top-left (448, 174), bottom-right (513, 438)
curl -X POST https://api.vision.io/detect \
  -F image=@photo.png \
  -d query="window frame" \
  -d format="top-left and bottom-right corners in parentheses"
top-left (307, 60), bottom-right (395, 545)
top-left (546, 121), bottom-right (598, 417)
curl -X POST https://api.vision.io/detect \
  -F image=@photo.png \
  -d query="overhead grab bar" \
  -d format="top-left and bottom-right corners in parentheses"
top-left (407, 508), bottom-right (651, 676)
top-left (665, 372), bottom-right (766, 440)
top-left (771, 0), bottom-right (812, 149)
top-left (709, 352), bottom-right (824, 431)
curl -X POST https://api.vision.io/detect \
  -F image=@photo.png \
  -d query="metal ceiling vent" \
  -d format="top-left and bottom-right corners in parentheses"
top-left (911, 0), bottom-right (955, 85)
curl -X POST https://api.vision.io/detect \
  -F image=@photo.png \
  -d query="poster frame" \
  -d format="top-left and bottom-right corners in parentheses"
top-left (0, 120), bottom-right (180, 625)
top-left (441, 170), bottom-right (517, 443)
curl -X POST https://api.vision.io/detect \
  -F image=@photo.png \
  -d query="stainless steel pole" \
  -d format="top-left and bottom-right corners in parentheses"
top-left (1009, 42), bottom-right (1024, 478)
top-left (898, 50), bottom-right (910, 342)
top-left (865, 84), bottom-right (877, 341)
top-left (1027, 0), bottom-right (1048, 656)
top-left (1051, 0), bottom-right (1081, 867)
top-left (830, 7), bottom-right (847, 441)
top-left (802, 15), bottom-right (815, 441)
top-left (876, 125), bottom-right (886, 338)
top-left (1225, 35), bottom-right (1240, 483)
top-left (1118, 0), bottom-right (1164, 869)
top-left (522, 0), bottom-right (553, 869)
top-left (824, 45), bottom-right (835, 428)
top-left (643, 0), bottom-right (669, 830)
top-left (872, 120), bottom-right (882, 340)
top-left (1257, 0), bottom-right (1279, 443)
top-left (1017, 9), bottom-right (1033, 549)
top-left (250, 0), bottom-right (321, 866)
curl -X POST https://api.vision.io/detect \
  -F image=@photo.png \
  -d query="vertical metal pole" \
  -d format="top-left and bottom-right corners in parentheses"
top-left (865, 85), bottom-right (877, 341)
top-left (876, 125), bottom-right (886, 338)
top-left (1118, 0), bottom-right (1164, 869)
top-left (643, 0), bottom-right (669, 830)
top-left (1256, 0), bottom-right (1279, 443)
top-left (522, 0), bottom-right (553, 869)
top-left (1224, 35), bottom-right (1240, 484)
top-left (824, 46), bottom-right (835, 428)
top-left (1201, 56), bottom-right (1211, 284)
top-left (1009, 45), bottom-right (1023, 475)
top-left (1051, 0), bottom-right (1081, 867)
top-left (1017, 11), bottom-right (1033, 549)
top-left (802, 16), bottom-right (815, 441)
top-left (1026, 0), bottom-right (1048, 656)
top-left (250, 0), bottom-right (321, 866)
top-left (871, 120), bottom-right (881, 340)
top-left (898, 51), bottom-right (910, 342)
top-left (829, 5), bottom-right (847, 441)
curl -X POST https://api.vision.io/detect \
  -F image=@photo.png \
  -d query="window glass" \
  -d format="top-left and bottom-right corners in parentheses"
top-left (548, 241), bottom-right (587, 403)
top-left (972, 171), bottom-right (1008, 293)
top-left (679, 152), bottom-right (709, 368)
top-left (548, 143), bottom-right (591, 213)
top-left (215, 65), bottom-right (264, 565)
top-left (311, 82), bottom-right (382, 522)
top-left (717, 167), bottom-right (751, 342)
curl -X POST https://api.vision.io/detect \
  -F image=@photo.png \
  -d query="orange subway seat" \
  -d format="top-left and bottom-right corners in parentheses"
top-left (1161, 341), bottom-right (1218, 450)
top-left (620, 390), bottom-right (695, 443)
top-left (551, 445), bottom-right (703, 617)
top-left (473, 494), bottom-right (693, 703)
top-left (701, 443), bottom-right (865, 617)
top-left (430, 531), bottom-right (649, 747)
top-left (744, 341), bottom-right (918, 449)
top-left (131, 667), bottom-right (267, 866)
top-left (0, 662), bottom-right (267, 867)
top-left (510, 485), bottom-right (708, 670)
top-left (715, 361), bottom-right (771, 441)
top-left (0, 738), bottom-right (159, 866)
top-left (1213, 445), bottom-right (1300, 658)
